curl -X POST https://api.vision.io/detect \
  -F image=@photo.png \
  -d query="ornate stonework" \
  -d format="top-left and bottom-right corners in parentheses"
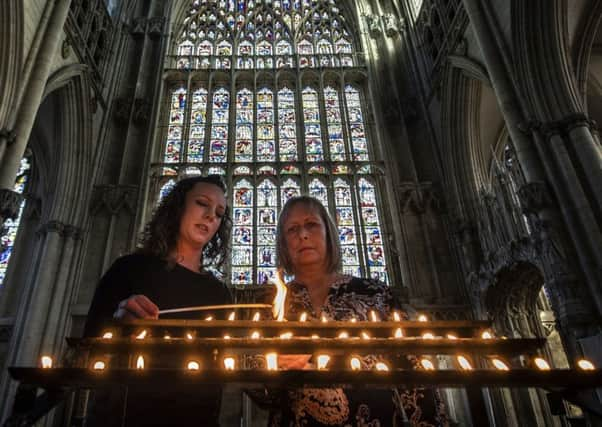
top-left (517, 182), bottom-right (551, 214)
top-left (90, 184), bottom-right (138, 216)
top-left (0, 128), bottom-right (17, 146)
top-left (398, 182), bottom-right (443, 214)
top-left (0, 189), bottom-right (24, 221)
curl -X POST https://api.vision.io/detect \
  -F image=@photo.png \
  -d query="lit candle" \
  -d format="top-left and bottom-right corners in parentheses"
top-left (186, 333), bottom-right (194, 341)
top-left (164, 334), bottom-right (171, 340)
top-left (321, 314), bottom-right (328, 323)
top-left (420, 358), bottom-right (435, 370)
top-left (361, 332), bottom-right (371, 340)
top-left (224, 357), bottom-right (235, 370)
top-left (252, 312), bottom-right (261, 321)
top-left (457, 355), bottom-right (473, 371)
top-left (350, 317), bottom-right (357, 323)
top-left (350, 357), bottom-right (361, 371)
top-left (228, 312), bottom-right (236, 321)
top-left (102, 331), bottom-right (113, 339)
top-left (534, 357), bottom-right (551, 370)
top-left (311, 334), bottom-right (320, 340)
top-left (375, 362), bottom-right (389, 371)
top-left (393, 312), bottom-right (401, 322)
top-left (266, 352), bottom-right (278, 370)
top-left (93, 361), bottom-right (106, 370)
top-left (187, 361), bottom-right (200, 371)
top-left (577, 359), bottom-right (595, 370)
top-left (41, 356), bottom-right (53, 369)
top-left (271, 269), bottom-right (288, 322)
top-left (338, 331), bottom-right (349, 339)
top-left (204, 316), bottom-right (213, 321)
top-left (422, 332), bottom-right (435, 339)
top-left (394, 328), bottom-right (403, 338)
top-left (280, 332), bottom-right (293, 339)
top-left (136, 355), bottom-right (145, 369)
top-left (135, 330), bottom-right (147, 340)
top-left (417, 314), bottom-right (428, 322)
top-left (370, 311), bottom-right (379, 322)
top-left (481, 331), bottom-right (493, 339)
top-left (251, 331), bottom-right (261, 339)
top-left (446, 334), bottom-right (458, 340)
top-left (492, 358), bottom-right (510, 371)
top-left (224, 334), bottom-right (231, 340)
top-left (299, 312), bottom-right (308, 322)
top-left (317, 355), bottom-right (330, 370)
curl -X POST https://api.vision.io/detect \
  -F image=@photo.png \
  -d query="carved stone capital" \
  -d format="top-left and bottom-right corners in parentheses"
top-left (0, 128), bottom-right (17, 145)
top-left (91, 184), bottom-right (138, 216)
top-left (382, 13), bottom-right (402, 36)
top-left (39, 220), bottom-right (65, 235)
top-left (133, 98), bottom-right (152, 125)
top-left (364, 14), bottom-right (381, 37)
top-left (63, 225), bottom-right (83, 240)
top-left (538, 113), bottom-right (597, 138)
top-left (0, 189), bottom-right (24, 221)
top-left (398, 182), bottom-right (443, 214)
top-left (517, 182), bottom-right (551, 214)
top-left (148, 17), bottom-right (165, 38)
top-left (130, 18), bottom-right (147, 36)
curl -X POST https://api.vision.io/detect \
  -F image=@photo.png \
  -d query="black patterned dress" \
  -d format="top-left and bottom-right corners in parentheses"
top-left (267, 275), bottom-right (449, 427)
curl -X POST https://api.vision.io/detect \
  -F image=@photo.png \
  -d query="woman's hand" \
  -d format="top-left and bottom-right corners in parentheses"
top-left (113, 295), bottom-right (159, 320)
top-left (278, 354), bottom-right (312, 370)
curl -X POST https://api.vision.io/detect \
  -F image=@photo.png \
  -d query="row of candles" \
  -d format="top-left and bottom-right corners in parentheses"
top-left (38, 353), bottom-right (597, 372)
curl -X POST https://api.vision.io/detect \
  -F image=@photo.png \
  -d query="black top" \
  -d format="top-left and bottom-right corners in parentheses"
top-left (84, 253), bottom-right (232, 427)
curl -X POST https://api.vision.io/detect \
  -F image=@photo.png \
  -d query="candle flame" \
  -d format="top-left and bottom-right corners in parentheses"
top-left (370, 310), bottom-right (379, 322)
top-left (102, 331), bottom-right (113, 339)
top-left (350, 357), bottom-right (361, 370)
top-left (187, 361), bottom-right (200, 371)
top-left (224, 334), bottom-right (231, 340)
top-left (578, 359), bottom-right (595, 370)
top-left (204, 316), bottom-right (213, 321)
top-left (280, 332), bottom-right (293, 339)
top-left (224, 357), bottom-right (235, 370)
top-left (361, 332), bottom-right (371, 340)
top-left (317, 355), bottom-right (330, 370)
top-left (375, 362), bottom-right (389, 371)
top-left (136, 355), bottom-right (145, 369)
top-left (321, 314), bottom-right (328, 323)
top-left (338, 331), bottom-right (349, 339)
top-left (393, 312), bottom-right (401, 321)
top-left (420, 358), bottom-right (435, 370)
top-left (228, 312), bottom-right (236, 321)
top-left (252, 312), bottom-right (261, 321)
top-left (93, 361), bottom-right (106, 370)
top-left (457, 355), bottom-right (473, 370)
top-left (534, 357), bottom-right (551, 370)
top-left (136, 330), bottom-right (147, 340)
top-left (350, 317), bottom-right (357, 323)
top-left (266, 352), bottom-right (278, 370)
top-left (422, 332), bottom-right (435, 339)
top-left (271, 270), bottom-right (288, 321)
top-left (418, 314), bottom-right (428, 322)
top-left (41, 356), bottom-right (53, 369)
top-left (481, 331), bottom-right (493, 339)
top-left (299, 312), bottom-right (307, 322)
top-left (492, 358), bottom-right (510, 371)
top-left (186, 333), bottom-right (194, 340)
top-left (251, 331), bottom-right (261, 339)
top-left (164, 334), bottom-right (171, 340)
top-left (394, 328), bottom-right (403, 338)
top-left (311, 334), bottom-right (320, 339)
top-left (446, 334), bottom-right (458, 340)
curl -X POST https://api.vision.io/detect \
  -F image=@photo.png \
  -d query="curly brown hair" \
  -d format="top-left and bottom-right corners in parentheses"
top-left (138, 175), bottom-right (232, 272)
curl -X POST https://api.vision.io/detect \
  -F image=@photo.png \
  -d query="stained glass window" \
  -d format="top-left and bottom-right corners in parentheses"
top-left (0, 158), bottom-right (31, 285)
top-left (156, 0), bottom-right (390, 285)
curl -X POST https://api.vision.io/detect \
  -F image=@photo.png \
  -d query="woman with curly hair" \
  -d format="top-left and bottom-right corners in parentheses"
top-left (83, 175), bottom-right (232, 426)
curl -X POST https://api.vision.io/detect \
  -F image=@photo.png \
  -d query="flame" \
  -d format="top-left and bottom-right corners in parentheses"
top-left (578, 359), bottom-right (595, 370)
top-left (271, 270), bottom-right (288, 321)
top-left (361, 332), bottom-right (371, 340)
top-left (417, 314), bottom-right (428, 322)
top-left (481, 331), bottom-right (493, 339)
top-left (186, 333), bottom-right (194, 340)
top-left (102, 331), bottom-right (113, 339)
top-left (394, 328), bottom-right (403, 338)
top-left (93, 361), bottom-right (106, 370)
top-left (422, 332), bottom-right (435, 339)
top-left (252, 312), bottom-right (261, 321)
top-left (350, 317), bottom-right (357, 323)
top-left (350, 357), bottom-right (361, 370)
top-left (534, 357), bottom-right (551, 370)
top-left (41, 356), bottom-right (53, 369)
top-left (187, 361), bottom-right (200, 371)
top-left (224, 357), bottom-right (235, 370)
top-left (375, 362), bottom-right (389, 371)
top-left (251, 331), bottom-right (261, 339)
top-left (420, 358), bottom-right (435, 370)
top-left (136, 330), bottom-right (147, 340)
top-left (299, 312), bottom-right (307, 322)
top-left (457, 355), bottom-right (473, 371)
top-left (446, 334), bottom-right (458, 340)
top-left (224, 334), bottom-right (231, 340)
top-left (321, 314), bottom-right (328, 323)
top-left (317, 355), bottom-right (330, 370)
top-left (492, 358), bottom-right (510, 370)
top-left (280, 332), bottom-right (293, 339)
top-left (136, 356), bottom-right (145, 369)
top-left (204, 316), bottom-right (213, 321)
top-left (311, 334), bottom-right (320, 339)
top-left (266, 352), bottom-right (278, 370)
top-left (370, 311), bottom-right (379, 322)
top-left (164, 334), bottom-right (171, 340)
top-left (393, 312), bottom-right (401, 321)
top-left (228, 312), bottom-right (236, 321)
top-left (338, 331), bottom-right (349, 339)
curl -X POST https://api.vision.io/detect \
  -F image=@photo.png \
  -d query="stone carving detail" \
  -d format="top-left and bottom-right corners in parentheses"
top-left (517, 182), bottom-right (550, 215)
top-left (133, 98), bottom-right (152, 125)
top-left (131, 18), bottom-right (147, 36)
top-left (0, 189), bottom-right (24, 221)
top-left (148, 17), bottom-right (165, 38)
top-left (0, 128), bottom-right (17, 146)
top-left (398, 182), bottom-right (443, 214)
top-left (382, 13), bottom-right (402, 36)
top-left (364, 14), bottom-right (381, 37)
top-left (90, 185), bottom-right (138, 216)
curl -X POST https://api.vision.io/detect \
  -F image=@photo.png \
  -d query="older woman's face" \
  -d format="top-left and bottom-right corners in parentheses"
top-left (283, 204), bottom-right (328, 273)
top-left (178, 182), bottom-right (226, 250)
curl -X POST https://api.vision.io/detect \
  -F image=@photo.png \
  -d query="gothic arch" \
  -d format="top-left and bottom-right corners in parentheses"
top-left (571, 0), bottom-right (602, 104)
top-left (0, 0), bottom-right (23, 126)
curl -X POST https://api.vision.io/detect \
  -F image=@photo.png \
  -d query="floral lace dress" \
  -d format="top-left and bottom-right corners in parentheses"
top-left (265, 276), bottom-right (449, 427)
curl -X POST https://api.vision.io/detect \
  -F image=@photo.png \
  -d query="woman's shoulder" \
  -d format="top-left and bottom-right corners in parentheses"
top-left (109, 253), bottom-right (165, 273)
top-left (345, 276), bottom-right (389, 293)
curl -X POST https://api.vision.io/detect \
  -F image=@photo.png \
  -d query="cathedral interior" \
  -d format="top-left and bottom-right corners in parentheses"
top-left (0, 0), bottom-right (602, 425)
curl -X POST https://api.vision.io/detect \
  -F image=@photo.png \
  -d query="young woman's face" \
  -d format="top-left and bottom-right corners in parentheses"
top-left (178, 182), bottom-right (226, 250)
top-left (283, 204), bottom-right (328, 273)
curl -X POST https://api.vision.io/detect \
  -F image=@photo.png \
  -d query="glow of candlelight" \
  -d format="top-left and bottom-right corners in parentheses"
top-left (422, 332), bottom-right (435, 339)
top-left (228, 312), bottom-right (236, 321)
top-left (311, 334), bottom-right (320, 339)
top-left (393, 312), bottom-right (401, 322)
top-left (136, 356), bottom-right (145, 369)
top-left (164, 334), bottom-right (171, 340)
top-left (252, 312), bottom-right (261, 321)
top-left (102, 332), bottom-right (113, 339)
top-left (271, 270), bottom-right (288, 322)
top-left (135, 330), bottom-right (147, 340)
top-left (446, 334), bottom-right (458, 340)
top-left (350, 317), bottom-right (357, 323)
top-left (375, 362), bottom-right (389, 371)
top-left (338, 331), bottom-right (349, 339)
top-left (481, 331), bottom-right (493, 339)
top-left (186, 333), bottom-right (194, 340)
top-left (534, 357), bottom-right (551, 370)
top-left (224, 357), bottom-right (235, 370)
top-left (251, 331), bottom-right (261, 339)
top-left (280, 332), bottom-right (293, 339)
top-left (350, 357), bottom-right (361, 371)
top-left (394, 328), bottom-right (403, 338)
top-left (361, 332), bottom-right (371, 340)
top-left (370, 311), bottom-right (379, 322)
top-left (417, 314), bottom-right (428, 322)
top-left (266, 352), bottom-right (278, 370)
top-left (187, 361), bottom-right (200, 371)
top-left (578, 359), bottom-right (595, 370)
top-left (317, 355), bottom-right (330, 370)
top-left (420, 358), bottom-right (435, 370)
top-left (321, 314), bottom-right (328, 323)
top-left (299, 312), bottom-right (307, 322)
top-left (41, 356), bottom-right (53, 369)
top-left (204, 316), bottom-right (213, 321)
top-left (93, 361), bottom-right (106, 370)
top-left (457, 356), bottom-right (473, 371)
top-left (224, 334), bottom-right (231, 340)
top-left (492, 358), bottom-right (510, 371)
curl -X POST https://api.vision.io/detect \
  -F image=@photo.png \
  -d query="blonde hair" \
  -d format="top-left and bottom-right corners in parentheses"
top-left (276, 196), bottom-right (342, 275)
